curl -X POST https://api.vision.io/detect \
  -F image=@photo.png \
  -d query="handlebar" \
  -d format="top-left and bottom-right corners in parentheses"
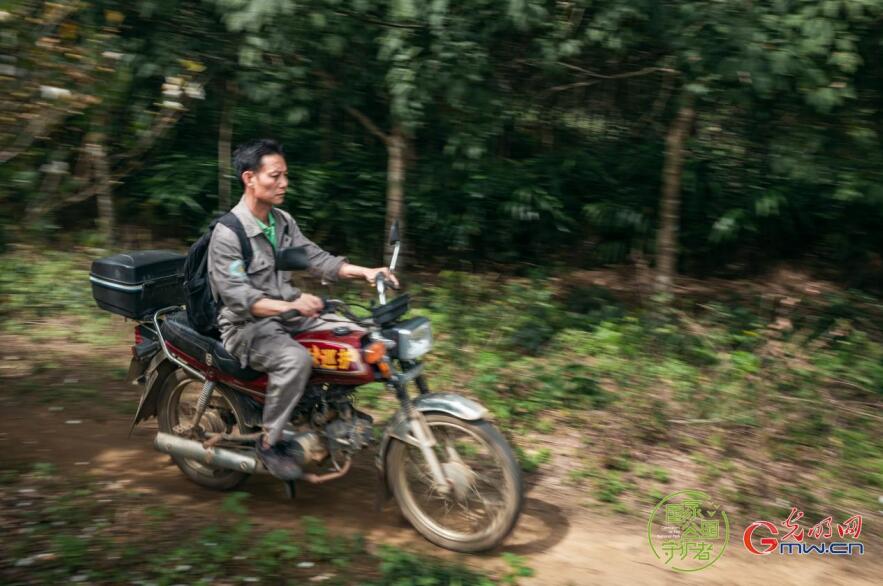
top-left (374, 273), bottom-right (399, 289)
top-left (276, 297), bottom-right (340, 321)
top-left (374, 272), bottom-right (400, 306)
top-left (375, 273), bottom-right (387, 305)
top-left (278, 272), bottom-right (399, 322)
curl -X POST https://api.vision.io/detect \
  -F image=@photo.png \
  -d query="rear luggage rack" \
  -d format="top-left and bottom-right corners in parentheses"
top-left (90, 250), bottom-right (185, 319)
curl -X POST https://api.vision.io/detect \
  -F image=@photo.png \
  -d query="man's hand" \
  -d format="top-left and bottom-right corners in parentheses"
top-left (250, 295), bottom-right (324, 319)
top-left (337, 263), bottom-right (400, 288)
top-left (288, 293), bottom-right (324, 318)
top-left (362, 267), bottom-right (399, 289)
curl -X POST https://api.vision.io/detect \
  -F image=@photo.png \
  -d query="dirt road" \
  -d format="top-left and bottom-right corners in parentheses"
top-left (1, 399), bottom-right (878, 585)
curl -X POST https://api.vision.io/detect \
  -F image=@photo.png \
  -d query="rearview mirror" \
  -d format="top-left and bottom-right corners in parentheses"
top-left (276, 246), bottom-right (310, 271)
top-left (389, 221), bottom-right (400, 245)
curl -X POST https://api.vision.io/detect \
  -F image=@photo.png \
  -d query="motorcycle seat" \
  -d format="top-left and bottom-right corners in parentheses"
top-left (160, 311), bottom-right (263, 381)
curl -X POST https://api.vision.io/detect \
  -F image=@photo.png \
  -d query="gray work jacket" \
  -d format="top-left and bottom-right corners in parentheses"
top-left (207, 197), bottom-right (346, 361)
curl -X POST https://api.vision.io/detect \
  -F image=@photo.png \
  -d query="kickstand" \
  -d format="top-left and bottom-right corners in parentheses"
top-left (283, 479), bottom-right (297, 500)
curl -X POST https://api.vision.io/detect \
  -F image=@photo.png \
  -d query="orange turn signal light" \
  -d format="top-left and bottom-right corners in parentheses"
top-left (363, 341), bottom-right (387, 364)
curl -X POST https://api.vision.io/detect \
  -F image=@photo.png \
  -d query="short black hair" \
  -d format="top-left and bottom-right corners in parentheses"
top-left (232, 138), bottom-right (285, 187)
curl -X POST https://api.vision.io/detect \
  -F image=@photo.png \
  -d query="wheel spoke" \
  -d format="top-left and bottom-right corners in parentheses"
top-left (170, 379), bottom-right (241, 478)
top-left (398, 419), bottom-right (515, 541)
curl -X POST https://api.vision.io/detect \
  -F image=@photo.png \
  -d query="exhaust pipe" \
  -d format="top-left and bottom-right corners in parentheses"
top-left (155, 432), bottom-right (261, 474)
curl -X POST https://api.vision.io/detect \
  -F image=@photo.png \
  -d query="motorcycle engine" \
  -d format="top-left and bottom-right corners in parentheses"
top-left (324, 407), bottom-right (374, 462)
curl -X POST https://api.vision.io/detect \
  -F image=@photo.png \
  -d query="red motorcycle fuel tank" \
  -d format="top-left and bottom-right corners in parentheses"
top-left (292, 328), bottom-right (376, 386)
top-left (178, 328), bottom-right (376, 400)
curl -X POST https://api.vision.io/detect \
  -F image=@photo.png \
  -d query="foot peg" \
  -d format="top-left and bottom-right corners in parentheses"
top-left (255, 439), bottom-right (304, 481)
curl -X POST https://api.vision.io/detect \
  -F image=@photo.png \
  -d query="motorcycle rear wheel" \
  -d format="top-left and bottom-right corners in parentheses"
top-left (387, 413), bottom-right (523, 552)
top-left (157, 369), bottom-right (250, 490)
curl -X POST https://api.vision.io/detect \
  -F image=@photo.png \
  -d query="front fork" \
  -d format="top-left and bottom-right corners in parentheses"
top-left (407, 409), bottom-right (451, 495)
top-left (389, 365), bottom-right (452, 495)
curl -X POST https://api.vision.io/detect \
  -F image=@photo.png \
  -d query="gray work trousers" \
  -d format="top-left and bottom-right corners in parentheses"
top-left (223, 315), bottom-right (361, 446)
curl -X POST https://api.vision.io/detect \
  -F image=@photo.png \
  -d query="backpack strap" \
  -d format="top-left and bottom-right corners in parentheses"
top-left (216, 212), bottom-right (253, 270)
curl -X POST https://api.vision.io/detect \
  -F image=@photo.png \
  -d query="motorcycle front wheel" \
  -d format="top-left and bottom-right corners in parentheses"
top-left (387, 413), bottom-right (523, 552)
top-left (157, 369), bottom-right (250, 490)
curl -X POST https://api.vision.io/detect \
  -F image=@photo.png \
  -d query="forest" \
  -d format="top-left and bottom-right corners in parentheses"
top-left (1, 0), bottom-right (881, 288)
top-left (1, 2), bottom-right (881, 585)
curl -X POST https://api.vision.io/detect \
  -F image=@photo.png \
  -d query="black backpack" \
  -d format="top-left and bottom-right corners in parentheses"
top-left (182, 212), bottom-right (253, 336)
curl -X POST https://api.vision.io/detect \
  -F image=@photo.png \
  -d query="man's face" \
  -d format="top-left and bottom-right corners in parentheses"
top-left (243, 153), bottom-right (288, 206)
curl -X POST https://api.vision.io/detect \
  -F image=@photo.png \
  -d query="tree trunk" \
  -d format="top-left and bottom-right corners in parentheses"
top-left (654, 94), bottom-right (695, 295)
top-left (338, 106), bottom-right (406, 268)
top-left (218, 79), bottom-right (235, 211)
top-left (320, 100), bottom-right (333, 162)
top-left (384, 126), bottom-right (406, 267)
top-left (90, 136), bottom-right (115, 247)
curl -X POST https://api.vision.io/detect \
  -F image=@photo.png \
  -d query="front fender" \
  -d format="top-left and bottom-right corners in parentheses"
top-left (373, 392), bottom-right (490, 505)
top-left (406, 392), bottom-right (489, 421)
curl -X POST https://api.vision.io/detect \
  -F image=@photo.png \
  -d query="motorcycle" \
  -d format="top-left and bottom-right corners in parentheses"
top-left (91, 224), bottom-right (523, 553)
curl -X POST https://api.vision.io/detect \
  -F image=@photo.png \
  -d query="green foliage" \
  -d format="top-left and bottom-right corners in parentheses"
top-left (370, 545), bottom-right (497, 586)
top-left (514, 447), bottom-right (551, 473)
top-left (137, 153), bottom-right (218, 218)
top-left (596, 471), bottom-right (628, 504)
top-left (0, 251), bottom-right (99, 319)
top-left (814, 328), bottom-right (883, 395)
top-left (0, 249), bottom-right (128, 348)
top-left (31, 462), bottom-right (57, 479)
top-left (651, 467), bottom-right (670, 484)
top-left (220, 490), bottom-right (249, 516)
top-left (1, 0), bottom-right (882, 279)
top-left (1, 244), bottom-right (881, 542)
top-left (251, 529), bottom-right (300, 575)
top-left (499, 553), bottom-right (535, 585)
top-left (51, 533), bottom-right (89, 571)
top-left (603, 452), bottom-right (632, 473)
top-left (302, 515), bottom-right (333, 558)
top-left (406, 269), bottom-right (883, 515)
top-left (835, 428), bottom-right (883, 489)
top-left (1, 468), bottom-right (521, 583)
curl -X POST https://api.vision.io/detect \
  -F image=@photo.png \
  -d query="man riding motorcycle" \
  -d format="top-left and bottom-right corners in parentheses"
top-left (207, 138), bottom-right (398, 479)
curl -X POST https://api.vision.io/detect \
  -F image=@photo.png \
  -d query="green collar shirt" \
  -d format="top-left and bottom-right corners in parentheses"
top-left (253, 210), bottom-right (277, 250)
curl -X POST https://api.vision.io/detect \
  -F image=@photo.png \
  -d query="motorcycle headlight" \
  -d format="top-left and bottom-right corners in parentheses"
top-left (391, 317), bottom-right (432, 360)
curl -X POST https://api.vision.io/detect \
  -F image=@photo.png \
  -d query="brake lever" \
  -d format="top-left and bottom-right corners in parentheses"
top-left (374, 273), bottom-right (400, 290)
top-left (375, 273), bottom-right (387, 305)
top-left (279, 297), bottom-right (332, 321)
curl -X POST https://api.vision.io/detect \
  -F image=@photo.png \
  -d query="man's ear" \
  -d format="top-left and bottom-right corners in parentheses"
top-left (241, 170), bottom-right (253, 187)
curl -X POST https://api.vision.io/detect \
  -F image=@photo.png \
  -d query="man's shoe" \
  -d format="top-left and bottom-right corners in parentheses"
top-left (256, 440), bottom-right (302, 481)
